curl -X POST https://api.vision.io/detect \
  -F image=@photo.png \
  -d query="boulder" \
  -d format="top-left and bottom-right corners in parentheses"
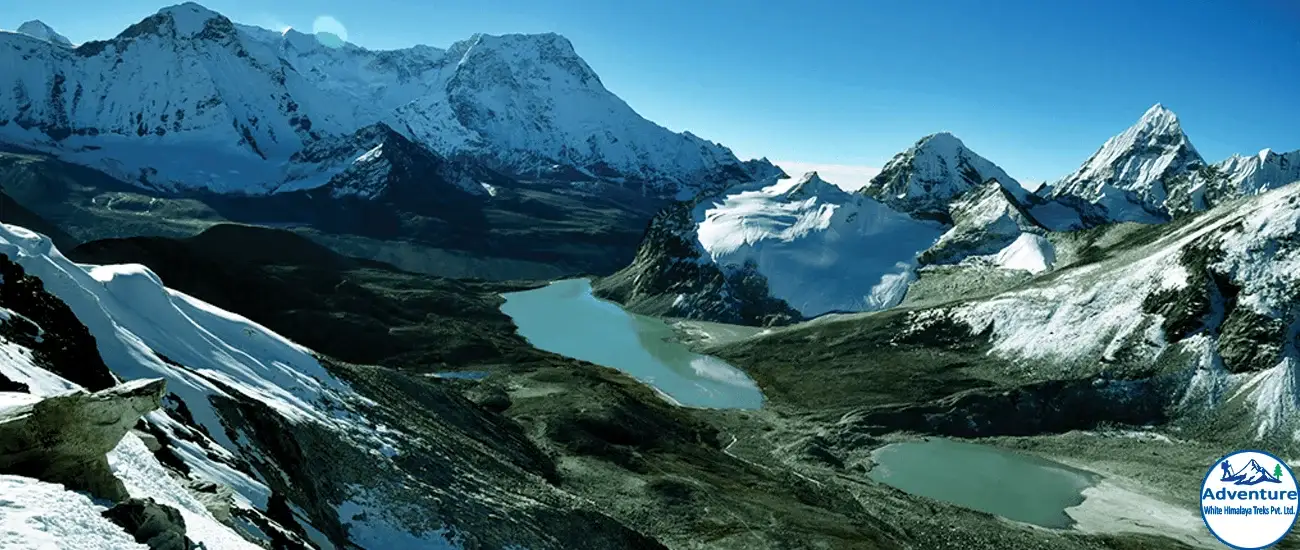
top-left (0, 378), bottom-right (165, 500)
top-left (101, 497), bottom-right (195, 550)
top-left (186, 478), bottom-right (234, 522)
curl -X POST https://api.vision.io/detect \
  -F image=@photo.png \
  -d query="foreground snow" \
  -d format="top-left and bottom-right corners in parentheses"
top-left (0, 224), bottom-right (355, 451)
top-left (0, 221), bottom-right (452, 547)
top-left (0, 475), bottom-right (146, 550)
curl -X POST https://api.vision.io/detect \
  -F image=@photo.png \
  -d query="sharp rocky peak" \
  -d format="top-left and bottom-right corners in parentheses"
top-left (1049, 103), bottom-right (1203, 216)
top-left (784, 171), bottom-right (842, 199)
top-left (1137, 103), bottom-right (1181, 133)
top-left (859, 131), bottom-right (1021, 215)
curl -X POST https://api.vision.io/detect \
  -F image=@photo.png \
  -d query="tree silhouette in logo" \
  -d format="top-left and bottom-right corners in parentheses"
top-left (1275, 464), bottom-right (1285, 480)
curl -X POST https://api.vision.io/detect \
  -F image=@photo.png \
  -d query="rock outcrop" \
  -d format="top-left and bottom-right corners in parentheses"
top-left (101, 497), bottom-right (196, 550)
top-left (0, 378), bottom-right (165, 500)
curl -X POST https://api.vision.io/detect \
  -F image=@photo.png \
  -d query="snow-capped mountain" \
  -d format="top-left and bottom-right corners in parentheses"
top-left (1165, 148), bottom-right (1300, 215)
top-left (0, 3), bottom-right (748, 196)
top-left (1044, 104), bottom-right (1300, 223)
top-left (598, 135), bottom-right (1079, 325)
top-left (1047, 104), bottom-right (1204, 221)
top-left (859, 132), bottom-right (1026, 215)
top-left (13, 20), bottom-right (71, 47)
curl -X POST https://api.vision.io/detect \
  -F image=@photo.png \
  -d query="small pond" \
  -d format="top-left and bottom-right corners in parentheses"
top-left (868, 438), bottom-right (1097, 528)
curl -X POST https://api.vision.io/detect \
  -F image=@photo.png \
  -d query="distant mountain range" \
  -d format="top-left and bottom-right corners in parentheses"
top-left (3, 3), bottom-right (1300, 326)
top-left (599, 104), bottom-right (1300, 325)
top-left (0, 2), bottom-right (756, 198)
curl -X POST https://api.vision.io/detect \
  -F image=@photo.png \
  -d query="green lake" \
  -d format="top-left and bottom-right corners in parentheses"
top-left (500, 279), bottom-right (763, 409)
top-left (868, 438), bottom-right (1096, 528)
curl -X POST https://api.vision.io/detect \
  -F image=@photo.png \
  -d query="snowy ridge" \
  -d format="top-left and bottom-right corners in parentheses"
top-left (0, 3), bottom-right (747, 196)
top-left (860, 132), bottom-right (1025, 214)
top-left (0, 224), bottom-right (359, 449)
top-left (1166, 148), bottom-right (1300, 215)
top-left (0, 222), bottom-right (473, 548)
top-left (921, 179), bottom-right (1045, 266)
top-left (694, 171), bottom-right (946, 316)
top-left (953, 182), bottom-right (1300, 440)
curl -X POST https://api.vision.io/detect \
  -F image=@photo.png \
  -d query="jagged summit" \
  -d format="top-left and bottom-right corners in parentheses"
top-left (859, 132), bottom-right (1022, 214)
top-left (1138, 103), bottom-right (1180, 130)
top-left (1049, 103), bottom-right (1203, 218)
top-left (15, 20), bottom-right (71, 47)
top-left (150, 2), bottom-right (226, 37)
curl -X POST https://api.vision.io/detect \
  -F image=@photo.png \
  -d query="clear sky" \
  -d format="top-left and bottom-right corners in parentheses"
top-left (6, 0), bottom-right (1300, 189)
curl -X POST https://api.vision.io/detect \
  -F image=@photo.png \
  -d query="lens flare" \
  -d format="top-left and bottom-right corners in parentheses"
top-left (311, 15), bottom-right (348, 48)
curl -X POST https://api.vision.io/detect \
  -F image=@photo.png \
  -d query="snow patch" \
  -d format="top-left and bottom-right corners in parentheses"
top-left (992, 234), bottom-right (1055, 274)
top-left (338, 487), bottom-right (461, 549)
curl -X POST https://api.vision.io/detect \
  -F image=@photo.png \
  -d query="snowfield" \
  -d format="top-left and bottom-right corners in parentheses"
top-left (0, 475), bottom-right (147, 550)
top-left (695, 173), bottom-right (946, 316)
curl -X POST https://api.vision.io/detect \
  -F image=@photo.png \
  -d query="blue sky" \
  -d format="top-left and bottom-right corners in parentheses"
top-left (7, 0), bottom-right (1300, 188)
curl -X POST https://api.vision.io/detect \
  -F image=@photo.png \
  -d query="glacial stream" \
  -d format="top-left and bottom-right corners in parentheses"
top-left (499, 278), bottom-right (764, 409)
top-left (868, 438), bottom-right (1097, 528)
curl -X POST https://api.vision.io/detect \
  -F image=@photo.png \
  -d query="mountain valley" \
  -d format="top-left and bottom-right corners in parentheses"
top-left (0, 3), bottom-right (1299, 550)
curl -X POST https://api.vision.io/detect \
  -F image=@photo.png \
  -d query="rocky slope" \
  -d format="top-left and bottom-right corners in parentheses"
top-left (0, 221), bottom-right (668, 549)
top-left (0, 3), bottom-right (750, 197)
top-left (0, 145), bottom-right (666, 279)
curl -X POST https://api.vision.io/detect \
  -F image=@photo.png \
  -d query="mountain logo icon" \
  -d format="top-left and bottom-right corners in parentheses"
top-left (1219, 458), bottom-right (1285, 486)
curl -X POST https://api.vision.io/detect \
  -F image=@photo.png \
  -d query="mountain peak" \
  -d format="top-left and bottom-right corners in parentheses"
top-left (917, 131), bottom-right (964, 149)
top-left (16, 20), bottom-right (71, 47)
top-left (1049, 104), bottom-right (1203, 215)
top-left (859, 132), bottom-right (1020, 214)
top-left (156, 2), bottom-right (224, 37)
top-left (446, 31), bottom-right (602, 88)
top-left (1137, 103), bottom-right (1182, 134)
top-left (784, 171), bottom-right (843, 200)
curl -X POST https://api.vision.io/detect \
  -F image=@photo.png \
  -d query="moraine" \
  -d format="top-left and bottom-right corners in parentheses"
top-left (500, 278), bottom-right (763, 409)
